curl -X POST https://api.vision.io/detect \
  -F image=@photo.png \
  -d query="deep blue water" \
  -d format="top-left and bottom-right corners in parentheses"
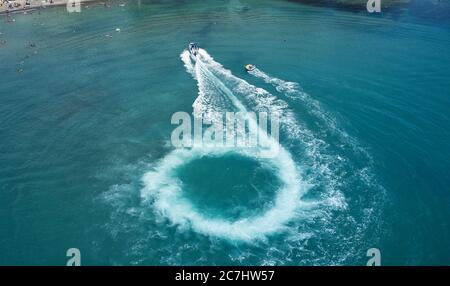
top-left (0, 0), bottom-right (449, 265)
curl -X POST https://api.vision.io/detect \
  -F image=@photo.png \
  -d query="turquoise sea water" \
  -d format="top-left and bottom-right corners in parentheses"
top-left (0, 0), bottom-right (449, 265)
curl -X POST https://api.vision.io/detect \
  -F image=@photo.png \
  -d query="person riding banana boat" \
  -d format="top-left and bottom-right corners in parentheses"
top-left (245, 64), bottom-right (255, 71)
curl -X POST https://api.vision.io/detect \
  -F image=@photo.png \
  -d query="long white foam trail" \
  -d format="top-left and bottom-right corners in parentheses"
top-left (247, 65), bottom-right (385, 220)
top-left (142, 147), bottom-right (309, 241)
top-left (192, 50), bottom-right (348, 206)
top-left (180, 51), bottom-right (196, 79)
top-left (250, 68), bottom-right (301, 95)
top-left (249, 68), bottom-right (371, 160)
top-left (192, 50), bottom-right (352, 201)
top-left (249, 68), bottom-right (341, 136)
top-left (141, 49), bottom-right (312, 241)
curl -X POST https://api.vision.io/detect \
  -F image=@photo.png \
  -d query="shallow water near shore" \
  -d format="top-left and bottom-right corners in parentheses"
top-left (0, 0), bottom-right (450, 265)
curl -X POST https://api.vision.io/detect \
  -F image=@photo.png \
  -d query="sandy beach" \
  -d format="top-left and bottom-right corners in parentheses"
top-left (0, 0), bottom-right (96, 13)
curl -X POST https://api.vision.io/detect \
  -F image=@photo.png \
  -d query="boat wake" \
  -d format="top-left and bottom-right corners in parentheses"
top-left (248, 67), bottom-right (372, 160)
top-left (103, 48), bottom-right (385, 265)
top-left (140, 50), bottom-right (312, 241)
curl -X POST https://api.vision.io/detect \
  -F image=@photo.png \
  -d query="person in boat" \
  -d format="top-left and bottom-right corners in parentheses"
top-left (189, 43), bottom-right (199, 56)
top-left (245, 64), bottom-right (255, 71)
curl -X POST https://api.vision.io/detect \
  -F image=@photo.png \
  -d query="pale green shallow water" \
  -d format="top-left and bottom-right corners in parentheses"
top-left (0, 0), bottom-right (450, 265)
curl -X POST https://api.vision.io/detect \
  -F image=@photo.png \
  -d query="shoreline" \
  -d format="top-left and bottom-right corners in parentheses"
top-left (0, 0), bottom-right (413, 15)
top-left (0, 0), bottom-right (99, 14)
